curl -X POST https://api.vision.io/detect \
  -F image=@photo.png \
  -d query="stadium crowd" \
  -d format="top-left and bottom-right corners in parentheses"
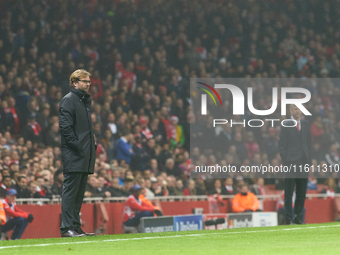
top-left (0, 0), bottom-right (340, 208)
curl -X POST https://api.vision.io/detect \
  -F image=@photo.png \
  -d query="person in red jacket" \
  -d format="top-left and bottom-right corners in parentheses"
top-left (1, 189), bottom-right (34, 240)
top-left (122, 185), bottom-right (159, 227)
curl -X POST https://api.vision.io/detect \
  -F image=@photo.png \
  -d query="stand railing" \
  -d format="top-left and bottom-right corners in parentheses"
top-left (13, 193), bottom-right (335, 205)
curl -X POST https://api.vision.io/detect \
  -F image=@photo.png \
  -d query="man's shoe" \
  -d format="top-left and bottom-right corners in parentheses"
top-left (75, 228), bottom-right (96, 236)
top-left (285, 220), bottom-right (296, 225)
top-left (293, 218), bottom-right (303, 225)
top-left (61, 230), bottom-right (86, 238)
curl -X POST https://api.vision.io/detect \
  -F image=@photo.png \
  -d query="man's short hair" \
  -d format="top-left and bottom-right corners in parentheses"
top-left (134, 176), bottom-right (144, 185)
top-left (28, 181), bottom-right (38, 187)
top-left (2, 176), bottom-right (11, 181)
top-left (88, 175), bottom-right (96, 180)
top-left (69, 69), bottom-right (91, 87)
top-left (17, 176), bottom-right (26, 182)
top-left (97, 169), bottom-right (106, 177)
top-left (10, 170), bottom-right (18, 179)
top-left (166, 158), bottom-right (174, 164)
top-left (120, 127), bottom-right (131, 137)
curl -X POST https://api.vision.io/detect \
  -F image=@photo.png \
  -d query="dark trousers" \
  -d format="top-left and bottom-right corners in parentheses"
top-left (124, 211), bottom-right (154, 227)
top-left (284, 178), bottom-right (308, 222)
top-left (1, 217), bottom-right (28, 240)
top-left (60, 172), bottom-right (88, 233)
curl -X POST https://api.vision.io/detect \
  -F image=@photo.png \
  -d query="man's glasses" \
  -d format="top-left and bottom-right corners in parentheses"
top-left (78, 80), bottom-right (92, 85)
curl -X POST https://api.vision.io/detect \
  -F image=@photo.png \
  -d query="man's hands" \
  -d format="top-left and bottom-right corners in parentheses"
top-left (154, 209), bottom-right (163, 216)
top-left (28, 214), bottom-right (34, 223)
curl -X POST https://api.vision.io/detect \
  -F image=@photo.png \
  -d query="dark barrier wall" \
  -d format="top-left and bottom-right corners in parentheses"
top-left (14, 198), bottom-right (334, 239)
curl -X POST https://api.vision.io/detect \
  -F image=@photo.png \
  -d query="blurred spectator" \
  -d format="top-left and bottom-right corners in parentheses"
top-left (207, 179), bottom-right (226, 213)
top-left (245, 132), bottom-right (261, 160)
top-left (12, 176), bottom-right (30, 199)
top-left (150, 176), bottom-right (168, 197)
top-left (310, 116), bottom-right (324, 144)
top-left (134, 177), bottom-right (152, 198)
top-left (0, 100), bottom-right (15, 133)
top-left (1, 189), bottom-right (34, 240)
top-left (51, 169), bottom-right (63, 196)
top-left (150, 176), bottom-right (161, 196)
top-left (105, 113), bottom-right (119, 140)
top-left (122, 185), bottom-right (156, 228)
top-left (100, 129), bottom-right (116, 163)
top-left (174, 179), bottom-right (184, 196)
top-left (232, 185), bottom-right (260, 213)
top-left (225, 146), bottom-right (242, 168)
top-left (0, 199), bottom-right (5, 227)
top-left (35, 176), bottom-right (51, 198)
top-left (216, 124), bottom-right (233, 154)
top-left (250, 178), bottom-right (266, 196)
top-left (234, 179), bottom-right (246, 194)
top-left (232, 132), bottom-right (248, 161)
top-left (163, 158), bottom-right (181, 177)
top-left (169, 115), bottom-right (185, 148)
top-left (320, 178), bottom-right (340, 221)
top-left (263, 128), bottom-right (279, 161)
top-left (120, 177), bottom-right (134, 197)
top-left (115, 62), bottom-right (137, 92)
top-left (183, 179), bottom-right (206, 196)
top-left (85, 175), bottom-right (110, 198)
top-left (0, 176), bottom-right (12, 198)
top-left (311, 143), bottom-right (325, 163)
top-left (96, 176), bottom-right (111, 198)
top-left (208, 179), bottom-right (223, 196)
top-left (144, 178), bottom-right (155, 199)
top-left (166, 176), bottom-right (176, 196)
top-left (325, 144), bottom-right (340, 167)
top-left (320, 178), bottom-right (340, 198)
top-left (22, 114), bottom-right (43, 144)
top-left (134, 177), bottom-right (162, 216)
top-left (44, 122), bottom-right (61, 147)
top-left (85, 172), bottom-right (99, 196)
top-left (221, 178), bottom-right (236, 195)
top-left (106, 178), bottom-right (120, 197)
top-left (116, 128), bottom-right (134, 165)
top-left (27, 181), bottom-right (44, 199)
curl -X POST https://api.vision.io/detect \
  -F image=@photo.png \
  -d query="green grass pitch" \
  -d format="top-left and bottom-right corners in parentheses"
top-left (1, 223), bottom-right (340, 255)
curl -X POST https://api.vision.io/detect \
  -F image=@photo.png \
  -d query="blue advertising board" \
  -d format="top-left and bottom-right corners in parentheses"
top-left (173, 215), bottom-right (204, 231)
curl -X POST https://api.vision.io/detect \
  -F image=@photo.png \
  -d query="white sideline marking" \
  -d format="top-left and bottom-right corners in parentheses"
top-left (0, 224), bottom-right (339, 250)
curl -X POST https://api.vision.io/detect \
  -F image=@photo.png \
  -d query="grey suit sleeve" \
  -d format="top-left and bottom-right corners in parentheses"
top-left (307, 121), bottom-right (312, 165)
top-left (278, 124), bottom-right (288, 165)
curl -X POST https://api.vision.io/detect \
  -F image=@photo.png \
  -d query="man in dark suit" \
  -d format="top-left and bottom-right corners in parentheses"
top-left (279, 104), bottom-right (312, 225)
top-left (59, 69), bottom-right (97, 237)
top-left (12, 176), bottom-right (30, 198)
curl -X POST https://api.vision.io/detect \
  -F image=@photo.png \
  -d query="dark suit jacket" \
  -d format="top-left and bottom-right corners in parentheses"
top-left (59, 88), bottom-right (96, 174)
top-left (12, 184), bottom-right (31, 198)
top-left (279, 119), bottom-right (312, 165)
